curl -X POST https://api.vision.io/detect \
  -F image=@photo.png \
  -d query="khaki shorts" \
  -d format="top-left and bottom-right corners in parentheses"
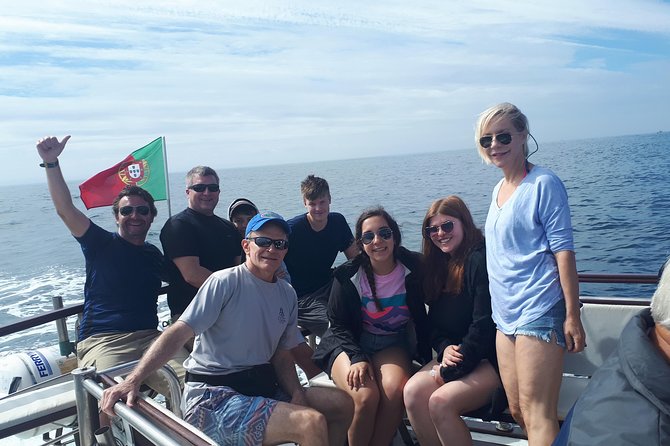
top-left (77, 329), bottom-right (189, 396)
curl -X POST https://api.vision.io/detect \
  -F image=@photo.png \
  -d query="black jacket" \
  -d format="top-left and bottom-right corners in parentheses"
top-left (312, 247), bottom-right (431, 375)
top-left (427, 243), bottom-right (498, 382)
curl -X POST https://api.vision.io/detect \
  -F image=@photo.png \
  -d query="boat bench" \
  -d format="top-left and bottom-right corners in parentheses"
top-left (556, 298), bottom-right (645, 418)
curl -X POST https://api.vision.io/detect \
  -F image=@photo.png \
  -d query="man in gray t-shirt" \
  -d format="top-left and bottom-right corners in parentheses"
top-left (102, 212), bottom-right (353, 446)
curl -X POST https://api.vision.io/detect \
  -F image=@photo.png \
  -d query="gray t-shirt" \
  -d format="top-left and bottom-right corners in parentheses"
top-left (179, 263), bottom-right (304, 375)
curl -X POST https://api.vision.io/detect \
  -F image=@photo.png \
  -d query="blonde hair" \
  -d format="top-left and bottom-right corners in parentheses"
top-left (475, 102), bottom-right (529, 164)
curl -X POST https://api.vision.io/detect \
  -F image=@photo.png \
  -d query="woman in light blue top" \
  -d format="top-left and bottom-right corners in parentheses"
top-left (475, 103), bottom-right (586, 446)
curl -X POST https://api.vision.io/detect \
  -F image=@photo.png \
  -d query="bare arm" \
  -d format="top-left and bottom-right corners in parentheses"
top-left (271, 348), bottom-right (307, 405)
top-left (100, 321), bottom-right (195, 416)
top-left (173, 256), bottom-right (214, 289)
top-left (555, 250), bottom-right (586, 352)
top-left (35, 136), bottom-right (90, 237)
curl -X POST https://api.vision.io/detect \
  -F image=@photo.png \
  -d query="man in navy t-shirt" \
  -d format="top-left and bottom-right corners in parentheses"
top-left (284, 175), bottom-right (358, 376)
top-left (35, 135), bottom-right (187, 384)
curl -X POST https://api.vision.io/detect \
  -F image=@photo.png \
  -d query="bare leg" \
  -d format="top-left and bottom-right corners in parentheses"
top-left (430, 361), bottom-right (500, 446)
top-left (496, 331), bottom-right (525, 430)
top-left (515, 335), bottom-right (564, 446)
top-left (303, 386), bottom-right (354, 446)
top-left (331, 351), bottom-right (380, 446)
top-left (369, 347), bottom-right (411, 446)
top-left (263, 401), bottom-right (328, 446)
top-left (292, 342), bottom-right (323, 379)
top-left (404, 360), bottom-right (442, 446)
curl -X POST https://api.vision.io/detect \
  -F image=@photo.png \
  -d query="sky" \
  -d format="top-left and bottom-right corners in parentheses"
top-left (2, 0), bottom-right (669, 186)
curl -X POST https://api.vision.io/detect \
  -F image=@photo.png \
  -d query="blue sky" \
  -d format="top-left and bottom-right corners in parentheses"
top-left (2, 0), bottom-right (669, 185)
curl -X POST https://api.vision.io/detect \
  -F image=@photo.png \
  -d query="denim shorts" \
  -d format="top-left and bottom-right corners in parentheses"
top-left (359, 330), bottom-right (409, 356)
top-left (513, 299), bottom-right (567, 348)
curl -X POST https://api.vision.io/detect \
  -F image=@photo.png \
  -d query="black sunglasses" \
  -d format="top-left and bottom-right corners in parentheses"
top-left (247, 236), bottom-right (289, 250)
top-left (424, 221), bottom-right (454, 238)
top-left (189, 183), bottom-right (220, 193)
top-left (119, 205), bottom-right (151, 217)
top-left (360, 227), bottom-right (394, 245)
top-left (479, 132), bottom-right (513, 149)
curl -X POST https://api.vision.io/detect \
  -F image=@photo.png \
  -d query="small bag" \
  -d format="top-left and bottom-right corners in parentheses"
top-left (186, 363), bottom-right (279, 398)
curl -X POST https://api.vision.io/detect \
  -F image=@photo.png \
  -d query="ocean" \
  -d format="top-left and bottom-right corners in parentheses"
top-left (1, 132), bottom-right (668, 356)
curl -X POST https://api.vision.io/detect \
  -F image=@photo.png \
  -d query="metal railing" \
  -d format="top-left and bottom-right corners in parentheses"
top-left (73, 365), bottom-right (215, 446)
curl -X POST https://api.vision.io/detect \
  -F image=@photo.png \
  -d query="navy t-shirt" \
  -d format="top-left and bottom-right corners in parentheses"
top-left (284, 212), bottom-right (354, 297)
top-left (76, 221), bottom-right (163, 341)
top-left (160, 208), bottom-right (242, 315)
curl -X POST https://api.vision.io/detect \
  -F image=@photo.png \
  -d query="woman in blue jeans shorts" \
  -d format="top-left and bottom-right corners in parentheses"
top-left (475, 102), bottom-right (586, 445)
top-left (313, 207), bottom-right (431, 446)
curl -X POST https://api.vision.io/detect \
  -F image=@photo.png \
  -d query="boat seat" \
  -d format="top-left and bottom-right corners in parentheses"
top-left (556, 300), bottom-right (643, 418)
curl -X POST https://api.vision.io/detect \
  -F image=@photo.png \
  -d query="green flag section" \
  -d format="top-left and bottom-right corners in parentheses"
top-left (78, 137), bottom-right (166, 209)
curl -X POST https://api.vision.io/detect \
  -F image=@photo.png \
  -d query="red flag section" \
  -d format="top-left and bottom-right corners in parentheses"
top-left (78, 137), bottom-right (167, 209)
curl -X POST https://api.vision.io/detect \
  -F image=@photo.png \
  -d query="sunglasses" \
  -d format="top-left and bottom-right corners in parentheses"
top-left (247, 236), bottom-right (289, 250)
top-left (479, 132), bottom-right (513, 149)
top-left (189, 183), bottom-right (220, 193)
top-left (360, 227), bottom-right (394, 245)
top-left (119, 205), bottom-right (151, 217)
top-left (424, 221), bottom-right (454, 238)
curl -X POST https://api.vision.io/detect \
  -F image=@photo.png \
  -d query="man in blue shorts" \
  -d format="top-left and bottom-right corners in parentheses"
top-left (35, 135), bottom-right (187, 389)
top-left (160, 166), bottom-right (242, 321)
top-left (102, 212), bottom-right (353, 445)
top-left (284, 175), bottom-right (359, 375)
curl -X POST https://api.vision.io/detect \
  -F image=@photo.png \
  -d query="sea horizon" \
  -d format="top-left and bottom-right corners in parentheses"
top-left (14, 130), bottom-right (668, 188)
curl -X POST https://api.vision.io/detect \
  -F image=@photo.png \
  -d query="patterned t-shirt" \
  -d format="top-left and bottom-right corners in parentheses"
top-left (359, 262), bottom-right (410, 335)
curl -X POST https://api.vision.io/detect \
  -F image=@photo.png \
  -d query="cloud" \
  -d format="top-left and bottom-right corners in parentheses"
top-left (1, 0), bottom-right (669, 185)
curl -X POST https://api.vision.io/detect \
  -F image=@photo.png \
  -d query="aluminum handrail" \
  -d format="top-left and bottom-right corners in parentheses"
top-left (73, 366), bottom-right (214, 446)
top-left (98, 362), bottom-right (183, 419)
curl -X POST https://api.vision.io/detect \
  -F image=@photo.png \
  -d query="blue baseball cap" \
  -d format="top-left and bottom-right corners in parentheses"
top-left (245, 211), bottom-right (291, 237)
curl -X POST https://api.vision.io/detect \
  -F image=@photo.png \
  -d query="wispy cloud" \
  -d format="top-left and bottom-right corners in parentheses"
top-left (1, 0), bottom-right (669, 185)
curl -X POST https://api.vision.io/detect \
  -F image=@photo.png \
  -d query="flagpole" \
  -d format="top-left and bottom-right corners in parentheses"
top-left (162, 136), bottom-right (172, 218)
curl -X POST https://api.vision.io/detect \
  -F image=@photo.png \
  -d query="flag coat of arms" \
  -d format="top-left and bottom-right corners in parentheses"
top-left (79, 137), bottom-right (167, 209)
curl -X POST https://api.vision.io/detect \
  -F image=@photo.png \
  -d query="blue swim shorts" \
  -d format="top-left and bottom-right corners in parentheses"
top-left (513, 299), bottom-right (567, 348)
top-left (185, 386), bottom-right (289, 446)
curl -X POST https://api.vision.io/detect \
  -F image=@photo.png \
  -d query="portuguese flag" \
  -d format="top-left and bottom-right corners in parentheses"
top-left (78, 137), bottom-right (167, 209)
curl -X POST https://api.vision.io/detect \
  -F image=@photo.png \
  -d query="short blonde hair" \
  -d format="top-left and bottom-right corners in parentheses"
top-left (651, 259), bottom-right (670, 330)
top-left (475, 102), bottom-right (529, 164)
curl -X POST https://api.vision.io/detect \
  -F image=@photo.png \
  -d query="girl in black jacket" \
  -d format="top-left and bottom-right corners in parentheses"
top-left (403, 196), bottom-right (500, 446)
top-left (313, 207), bottom-right (430, 446)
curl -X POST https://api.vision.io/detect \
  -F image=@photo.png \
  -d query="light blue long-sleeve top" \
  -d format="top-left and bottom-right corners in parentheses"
top-left (484, 165), bottom-right (574, 334)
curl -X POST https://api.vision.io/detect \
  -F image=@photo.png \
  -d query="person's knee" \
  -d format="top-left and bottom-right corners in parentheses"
top-left (428, 391), bottom-right (450, 418)
top-left (352, 386), bottom-right (380, 415)
top-left (293, 409), bottom-right (328, 442)
top-left (403, 378), bottom-right (422, 411)
top-left (507, 402), bottom-right (525, 428)
top-left (324, 388), bottom-right (355, 424)
top-left (306, 387), bottom-right (354, 427)
top-left (428, 389), bottom-right (463, 418)
top-left (517, 397), bottom-right (555, 430)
